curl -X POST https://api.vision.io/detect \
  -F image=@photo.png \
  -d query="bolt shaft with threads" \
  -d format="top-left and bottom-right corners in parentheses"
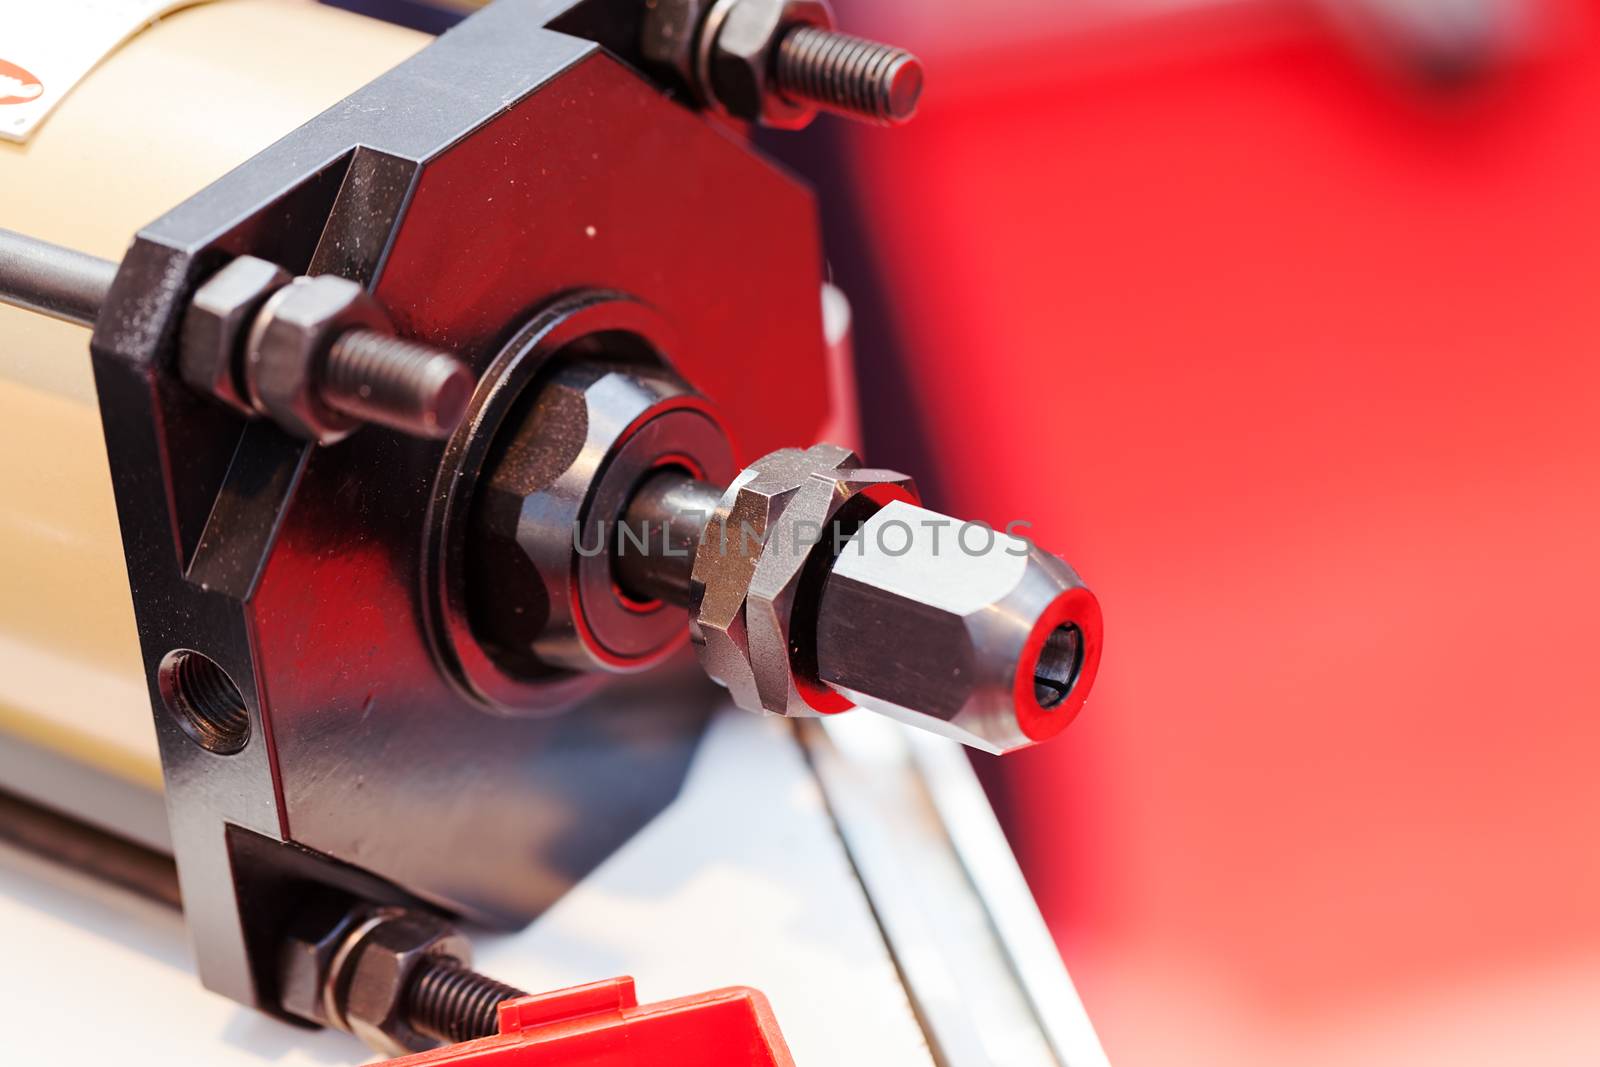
top-left (402, 957), bottom-right (528, 1045)
top-left (323, 330), bottom-right (475, 440)
top-left (773, 26), bottom-right (924, 126)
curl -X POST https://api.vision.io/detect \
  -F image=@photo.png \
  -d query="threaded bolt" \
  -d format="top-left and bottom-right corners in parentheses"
top-left (402, 957), bottom-right (528, 1045)
top-left (773, 27), bottom-right (924, 126)
top-left (322, 330), bottom-right (476, 440)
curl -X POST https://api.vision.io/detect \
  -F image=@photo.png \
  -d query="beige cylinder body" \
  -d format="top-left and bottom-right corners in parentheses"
top-left (0, 0), bottom-right (428, 792)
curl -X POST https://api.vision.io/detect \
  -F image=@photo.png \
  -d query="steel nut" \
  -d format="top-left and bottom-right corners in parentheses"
top-left (815, 500), bottom-right (1104, 754)
top-left (469, 363), bottom-right (726, 677)
top-left (691, 444), bottom-right (851, 710)
top-left (640, 0), bottom-right (716, 92)
top-left (179, 255), bottom-right (291, 414)
top-left (710, 0), bottom-right (832, 127)
top-left (246, 274), bottom-right (390, 444)
top-left (336, 910), bottom-right (470, 1057)
top-left (744, 464), bottom-right (916, 716)
top-left (468, 367), bottom-right (597, 678)
top-left (277, 898), bottom-right (368, 1027)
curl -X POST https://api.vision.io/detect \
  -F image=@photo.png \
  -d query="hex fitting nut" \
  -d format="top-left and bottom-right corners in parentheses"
top-left (690, 443), bottom-right (916, 716)
top-left (815, 500), bottom-right (1104, 754)
top-left (469, 362), bottom-right (732, 678)
top-left (245, 275), bottom-right (391, 444)
top-left (180, 255), bottom-right (292, 414)
top-left (746, 463), bottom-right (915, 715)
top-left (331, 909), bottom-right (471, 1057)
top-left (709, 0), bottom-right (832, 127)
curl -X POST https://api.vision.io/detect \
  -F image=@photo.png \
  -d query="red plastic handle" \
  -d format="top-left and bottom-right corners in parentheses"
top-left (380, 977), bottom-right (796, 1067)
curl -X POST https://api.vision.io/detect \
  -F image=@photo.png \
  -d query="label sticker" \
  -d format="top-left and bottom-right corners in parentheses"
top-left (0, 0), bottom-right (215, 144)
top-left (0, 59), bottom-right (45, 106)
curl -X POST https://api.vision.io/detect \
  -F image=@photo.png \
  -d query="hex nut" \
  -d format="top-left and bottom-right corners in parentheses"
top-left (814, 499), bottom-right (1104, 754)
top-left (245, 275), bottom-right (390, 444)
top-left (640, 0), bottom-right (716, 93)
top-left (469, 362), bottom-right (730, 677)
top-left (179, 256), bottom-right (291, 414)
top-left (690, 443), bottom-right (915, 716)
top-left (277, 898), bottom-right (369, 1027)
top-left (335, 909), bottom-right (470, 1057)
top-left (691, 445), bottom-right (845, 710)
top-left (709, 0), bottom-right (832, 127)
top-left (744, 463), bottom-right (915, 715)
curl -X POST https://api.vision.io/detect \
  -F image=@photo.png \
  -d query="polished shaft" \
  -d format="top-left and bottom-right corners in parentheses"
top-left (615, 469), bottom-right (724, 603)
top-left (0, 228), bottom-right (116, 328)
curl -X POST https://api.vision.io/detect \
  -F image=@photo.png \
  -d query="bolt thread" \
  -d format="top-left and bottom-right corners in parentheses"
top-left (774, 27), bottom-right (924, 126)
top-left (323, 330), bottom-right (475, 440)
top-left (402, 958), bottom-right (527, 1046)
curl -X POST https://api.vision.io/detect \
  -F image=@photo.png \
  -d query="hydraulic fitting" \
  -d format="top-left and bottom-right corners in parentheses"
top-left (816, 500), bottom-right (1101, 753)
top-left (465, 362), bottom-right (1101, 753)
top-left (612, 445), bottom-right (1102, 753)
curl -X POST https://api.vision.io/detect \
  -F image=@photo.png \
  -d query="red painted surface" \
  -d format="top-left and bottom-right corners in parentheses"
top-left (378, 50), bottom-right (830, 464)
top-left (842, 3), bottom-right (1600, 1061)
top-left (379, 978), bottom-right (794, 1067)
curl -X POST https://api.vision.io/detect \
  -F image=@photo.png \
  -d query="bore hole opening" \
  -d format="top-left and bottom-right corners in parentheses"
top-left (1032, 623), bottom-right (1084, 710)
top-left (158, 650), bottom-right (251, 755)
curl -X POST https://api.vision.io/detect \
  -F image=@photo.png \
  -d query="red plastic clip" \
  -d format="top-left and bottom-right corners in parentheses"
top-left (379, 977), bottom-right (796, 1067)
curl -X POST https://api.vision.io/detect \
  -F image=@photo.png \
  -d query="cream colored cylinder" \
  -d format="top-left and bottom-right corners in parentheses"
top-left (0, 0), bottom-right (428, 790)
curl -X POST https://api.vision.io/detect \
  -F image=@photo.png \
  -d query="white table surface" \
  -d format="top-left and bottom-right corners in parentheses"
top-left (0, 709), bottom-right (935, 1066)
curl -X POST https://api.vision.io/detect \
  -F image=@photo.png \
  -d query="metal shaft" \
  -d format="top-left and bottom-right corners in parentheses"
top-left (773, 27), bottom-right (924, 126)
top-left (615, 468), bottom-right (724, 603)
top-left (0, 228), bottom-right (116, 328)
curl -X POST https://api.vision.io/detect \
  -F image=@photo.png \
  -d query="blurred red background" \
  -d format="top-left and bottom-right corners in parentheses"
top-left (813, 0), bottom-right (1600, 1061)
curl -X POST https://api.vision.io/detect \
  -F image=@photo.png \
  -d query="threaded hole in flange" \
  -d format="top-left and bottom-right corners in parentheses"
top-left (1033, 624), bottom-right (1084, 710)
top-left (158, 650), bottom-right (251, 754)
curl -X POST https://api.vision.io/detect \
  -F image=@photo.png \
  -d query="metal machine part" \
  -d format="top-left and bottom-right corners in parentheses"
top-left (640, 0), bottom-right (923, 127)
top-left (33, 0), bottom-right (837, 1028)
top-left (0, 1), bottom-right (434, 843)
top-left (0, 228), bottom-right (119, 327)
top-left (607, 449), bottom-right (1101, 753)
top-left (466, 360), bottom-right (734, 678)
top-left (450, 373), bottom-right (1102, 750)
top-left (0, 0), bottom-right (1094, 1056)
top-left (244, 274), bottom-right (476, 443)
top-left (816, 501), bottom-right (1100, 753)
top-left (0, 223), bottom-right (1101, 748)
top-left (279, 900), bottom-right (529, 1055)
top-left (0, 237), bottom-right (479, 444)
